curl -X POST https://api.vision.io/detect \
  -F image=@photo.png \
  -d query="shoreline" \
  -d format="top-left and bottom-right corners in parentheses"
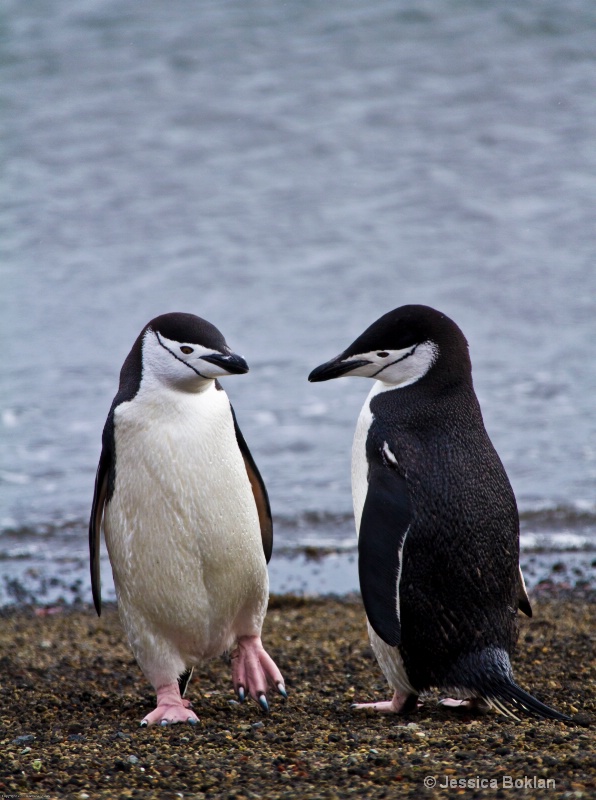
top-left (1, 545), bottom-right (595, 608)
top-left (0, 589), bottom-right (594, 799)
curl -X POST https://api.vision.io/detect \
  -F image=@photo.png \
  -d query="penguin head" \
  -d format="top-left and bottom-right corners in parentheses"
top-left (308, 305), bottom-right (470, 388)
top-left (132, 312), bottom-right (249, 392)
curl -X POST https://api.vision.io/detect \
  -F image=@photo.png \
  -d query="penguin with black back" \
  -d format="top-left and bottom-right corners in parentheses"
top-left (90, 312), bottom-right (286, 725)
top-left (309, 304), bottom-right (570, 721)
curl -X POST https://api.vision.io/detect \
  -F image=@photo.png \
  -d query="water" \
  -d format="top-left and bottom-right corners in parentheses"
top-left (2, 0), bottom-right (596, 604)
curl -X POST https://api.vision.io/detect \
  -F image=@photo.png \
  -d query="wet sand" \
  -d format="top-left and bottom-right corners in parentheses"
top-left (0, 590), bottom-right (593, 799)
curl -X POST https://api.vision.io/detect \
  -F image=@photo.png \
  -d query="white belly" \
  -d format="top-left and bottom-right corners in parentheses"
top-left (351, 382), bottom-right (387, 534)
top-left (351, 381), bottom-right (415, 695)
top-left (104, 382), bottom-right (268, 682)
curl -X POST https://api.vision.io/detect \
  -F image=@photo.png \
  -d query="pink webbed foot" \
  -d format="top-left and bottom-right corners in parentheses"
top-left (352, 690), bottom-right (420, 714)
top-left (439, 697), bottom-right (490, 713)
top-left (231, 635), bottom-right (286, 711)
top-left (140, 683), bottom-right (199, 727)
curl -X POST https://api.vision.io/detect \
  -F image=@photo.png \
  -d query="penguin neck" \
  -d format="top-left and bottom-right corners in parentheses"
top-left (366, 377), bottom-right (417, 400)
top-left (137, 371), bottom-right (217, 402)
top-left (370, 358), bottom-right (473, 400)
top-left (366, 370), bottom-right (481, 433)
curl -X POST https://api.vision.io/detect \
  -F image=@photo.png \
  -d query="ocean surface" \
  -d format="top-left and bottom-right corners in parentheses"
top-left (2, 0), bottom-right (596, 605)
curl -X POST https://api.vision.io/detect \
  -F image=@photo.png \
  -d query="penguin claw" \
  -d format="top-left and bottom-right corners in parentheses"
top-left (352, 690), bottom-right (420, 714)
top-left (258, 694), bottom-right (269, 713)
top-left (141, 683), bottom-right (201, 726)
top-left (188, 717), bottom-right (198, 725)
top-left (140, 720), bottom-right (148, 728)
top-left (439, 697), bottom-right (490, 713)
top-left (230, 635), bottom-right (285, 712)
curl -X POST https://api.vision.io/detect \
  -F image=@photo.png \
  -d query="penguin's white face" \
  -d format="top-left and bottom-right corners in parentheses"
top-left (142, 330), bottom-right (249, 391)
top-left (309, 342), bottom-right (438, 388)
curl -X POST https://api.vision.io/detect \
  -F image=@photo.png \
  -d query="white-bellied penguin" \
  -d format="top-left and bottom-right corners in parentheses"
top-left (90, 312), bottom-right (286, 725)
top-left (309, 304), bottom-right (570, 721)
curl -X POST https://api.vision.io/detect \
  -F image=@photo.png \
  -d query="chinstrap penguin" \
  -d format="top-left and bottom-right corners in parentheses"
top-left (309, 304), bottom-right (570, 722)
top-left (90, 312), bottom-right (286, 725)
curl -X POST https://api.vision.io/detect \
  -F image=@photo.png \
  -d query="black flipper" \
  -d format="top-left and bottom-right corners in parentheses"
top-left (89, 447), bottom-right (110, 616)
top-left (230, 406), bottom-right (273, 563)
top-left (358, 459), bottom-right (411, 647)
top-left (178, 667), bottom-right (194, 698)
top-left (88, 332), bottom-right (143, 615)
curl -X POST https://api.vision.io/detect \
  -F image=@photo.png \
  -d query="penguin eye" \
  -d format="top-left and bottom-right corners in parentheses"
top-left (180, 346), bottom-right (194, 355)
top-left (377, 351), bottom-right (390, 358)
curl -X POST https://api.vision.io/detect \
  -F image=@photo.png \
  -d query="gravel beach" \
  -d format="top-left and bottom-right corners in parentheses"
top-left (0, 591), bottom-right (593, 799)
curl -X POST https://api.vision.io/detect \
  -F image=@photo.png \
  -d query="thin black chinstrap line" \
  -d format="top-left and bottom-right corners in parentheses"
top-left (370, 343), bottom-right (418, 378)
top-left (155, 331), bottom-right (210, 380)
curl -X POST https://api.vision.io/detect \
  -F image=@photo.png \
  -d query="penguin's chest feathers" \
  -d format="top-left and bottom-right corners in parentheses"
top-left (106, 385), bottom-right (263, 590)
top-left (351, 397), bottom-right (373, 532)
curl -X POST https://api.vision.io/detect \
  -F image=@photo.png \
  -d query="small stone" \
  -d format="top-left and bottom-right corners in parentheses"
top-left (12, 735), bottom-right (35, 744)
top-left (128, 755), bottom-right (139, 764)
top-left (572, 712), bottom-right (593, 727)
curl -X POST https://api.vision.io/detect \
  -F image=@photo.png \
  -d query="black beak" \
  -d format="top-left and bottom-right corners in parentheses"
top-left (200, 352), bottom-right (249, 375)
top-left (308, 357), bottom-right (370, 382)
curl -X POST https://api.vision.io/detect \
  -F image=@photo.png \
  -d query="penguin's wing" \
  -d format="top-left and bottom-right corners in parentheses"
top-left (230, 407), bottom-right (273, 563)
top-left (359, 457), bottom-right (411, 647)
top-left (89, 447), bottom-right (110, 616)
top-left (518, 564), bottom-right (532, 617)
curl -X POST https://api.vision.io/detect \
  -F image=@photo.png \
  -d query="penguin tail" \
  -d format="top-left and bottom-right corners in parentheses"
top-left (483, 681), bottom-right (572, 722)
top-left (446, 647), bottom-right (572, 722)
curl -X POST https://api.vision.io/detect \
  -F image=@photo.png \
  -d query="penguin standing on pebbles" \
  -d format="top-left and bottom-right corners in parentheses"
top-left (90, 312), bottom-right (286, 726)
top-left (309, 304), bottom-right (570, 721)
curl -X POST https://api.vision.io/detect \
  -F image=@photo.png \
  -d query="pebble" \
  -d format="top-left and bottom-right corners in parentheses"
top-left (12, 734), bottom-right (35, 744)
